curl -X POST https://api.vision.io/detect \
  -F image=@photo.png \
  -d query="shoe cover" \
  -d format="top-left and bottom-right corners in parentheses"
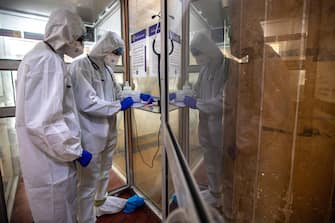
top-left (200, 190), bottom-right (222, 208)
top-left (95, 196), bottom-right (127, 217)
top-left (122, 195), bottom-right (145, 214)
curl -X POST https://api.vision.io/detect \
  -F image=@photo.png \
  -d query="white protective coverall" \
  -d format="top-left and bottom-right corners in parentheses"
top-left (68, 31), bottom-right (127, 223)
top-left (190, 33), bottom-right (228, 206)
top-left (15, 9), bottom-right (86, 223)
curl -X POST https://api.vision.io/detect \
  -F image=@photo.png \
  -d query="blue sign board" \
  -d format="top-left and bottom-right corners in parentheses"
top-left (131, 29), bottom-right (146, 43)
top-left (149, 23), bottom-right (160, 36)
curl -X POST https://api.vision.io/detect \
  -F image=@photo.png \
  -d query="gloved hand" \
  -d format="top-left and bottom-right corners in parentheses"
top-left (169, 92), bottom-right (176, 101)
top-left (120, 97), bottom-right (134, 110)
top-left (77, 149), bottom-right (92, 167)
top-left (122, 195), bottom-right (145, 214)
top-left (184, 96), bottom-right (197, 109)
top-left (140, 93), bottom-right (151, 101)
top-left (140, 93), bottom-right (154, 104)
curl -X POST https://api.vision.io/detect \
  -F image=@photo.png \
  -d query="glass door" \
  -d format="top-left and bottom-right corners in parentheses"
top-left (0, 70), bottom-right (18, 222)
top-left (164, 0), bottom-right (215, 222)
top-left (165, 0), bottom-right (335, 222)
top-left (127, 0), bottom-right (165, 210)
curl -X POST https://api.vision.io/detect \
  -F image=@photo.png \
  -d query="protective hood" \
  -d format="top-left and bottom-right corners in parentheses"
top-left (190, 33), bottom-right (223, 62)
top-left (44, 9), bottom-right (86, 54)
top-left (89, 31), bottom-right (124, 60)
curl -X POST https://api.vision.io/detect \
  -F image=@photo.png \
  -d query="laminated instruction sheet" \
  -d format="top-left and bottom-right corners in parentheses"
top-left (130, 29), bottom-right (146, 77)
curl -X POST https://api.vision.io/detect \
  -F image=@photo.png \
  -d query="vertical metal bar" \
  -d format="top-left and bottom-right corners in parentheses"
top-left (11, 71), bottom-right (16, 104)
top-left (180, 0), bottom-right (190, 164)
top-left (121, 0), bottom-right (134, 187)
top-left (161, 0), bottom-right (169, 219)
top-left (0, 170), bottom-right (9, 223)
top-left (162, 147), bottom-right (169, 220)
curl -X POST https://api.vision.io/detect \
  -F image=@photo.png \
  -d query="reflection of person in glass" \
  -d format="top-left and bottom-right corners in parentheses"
top-left (184, 33), bottom-right (228, 208)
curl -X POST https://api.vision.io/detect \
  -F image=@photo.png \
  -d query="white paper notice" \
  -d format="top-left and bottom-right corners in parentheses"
top-left (130, 29), bottom-right (146, 77)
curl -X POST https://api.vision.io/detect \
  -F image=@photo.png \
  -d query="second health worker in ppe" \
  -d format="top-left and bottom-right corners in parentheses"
top-left (69, 31), bottom-right (133, 223)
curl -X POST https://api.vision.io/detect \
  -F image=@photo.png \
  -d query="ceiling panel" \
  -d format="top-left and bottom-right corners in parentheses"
top-left (0, 0), bottom-right (114, 24)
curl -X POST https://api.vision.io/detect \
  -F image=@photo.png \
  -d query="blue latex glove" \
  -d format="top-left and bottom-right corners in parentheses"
top-left (77, 149), bottom-right (92, 167)
top-left (172, 194), bottom-right (178, 203)
top-left (140, 93), bottom-right (154, 104)
top-left (169, 92), bottom-right (176, 101)
top-left (120, 97), bottom-right (134, 110)
top-left (184, 96), bottom-right (197, 109)
top-left (140, 93), bottom-right (151, 101)
top-left (123, 195), bottom-right (145, 214)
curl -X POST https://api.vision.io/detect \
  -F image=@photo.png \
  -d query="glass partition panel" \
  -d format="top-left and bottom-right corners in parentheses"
top-left (0, 37), bottom-right (39, 60)
top-left (132, 109), bottom-right (162, 208)
top-left (128, 0), bottom-right (160, 97)
top-left (0, 10), bottom-right (94, 62)
top-left (169, 0), bottom-right (227, 220)
top-left (128, 0), bottom-right (164, 209)
top-left (189, 5), bottom-right (210, 66)
top-left (0, 71), bottom-right (16, 107)
top-left (95, 0), bottom-right (122, 38)
top-left (0, 117), bottom-right (19, 218)
top-left (0, 11), bottom-right (46, 60)
top-left (168, 0), bottom-right (335, 222)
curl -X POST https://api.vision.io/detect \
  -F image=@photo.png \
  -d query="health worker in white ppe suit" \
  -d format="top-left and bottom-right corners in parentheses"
top-left (15, 9), bottom-right (92, 223)
top-left (184, 33), bottom-right (228, 208)
top-left (69, 31), bottom-right (150, 223)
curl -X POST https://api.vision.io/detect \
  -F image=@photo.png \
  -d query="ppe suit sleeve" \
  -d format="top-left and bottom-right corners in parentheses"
top-left (194, 67), bottom-right (226, 115)
top-left (196, 95), bottom-right (223, 115)
top-left (115, 82), bottom-right (123, 100)
top-left (23, 58), bottom-right (83, 162)
top-left (69, 62), bottom-right (121, 117)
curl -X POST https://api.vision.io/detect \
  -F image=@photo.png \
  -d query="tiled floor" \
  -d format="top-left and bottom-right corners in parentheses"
top-left (7, 126), bottom-right (204, 223)
top-left (10, 170), bottom-right (161, 223)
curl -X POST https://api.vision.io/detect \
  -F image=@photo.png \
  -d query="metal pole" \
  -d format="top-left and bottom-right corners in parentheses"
top-left (0, 170), bottom-right (9, 223)
top-left (121, 0), bottom-right (134, 187)
top-left (180, 0), bottom-right (191, 164)
top-left (160, 0), bottom-right (169, 219)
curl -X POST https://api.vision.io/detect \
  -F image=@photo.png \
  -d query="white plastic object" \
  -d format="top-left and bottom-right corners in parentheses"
top-left (122, 89), bottom-right (141, 102)
top-left (95, 196), bottom-right (127, 217)
top-left (182, 82), bottom-right (193, 97)
top-left (123, 81), bottom-right (131, 91)
top-left (175, 83), bottom-right (194, 102)
top-left (175, 90), bottom-right (185, 102)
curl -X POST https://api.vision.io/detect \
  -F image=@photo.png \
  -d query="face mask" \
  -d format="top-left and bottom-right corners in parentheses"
top-left (104, 54), bottom-right (120, 66)
top-left (65, 41), bottom-right (84, 58)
